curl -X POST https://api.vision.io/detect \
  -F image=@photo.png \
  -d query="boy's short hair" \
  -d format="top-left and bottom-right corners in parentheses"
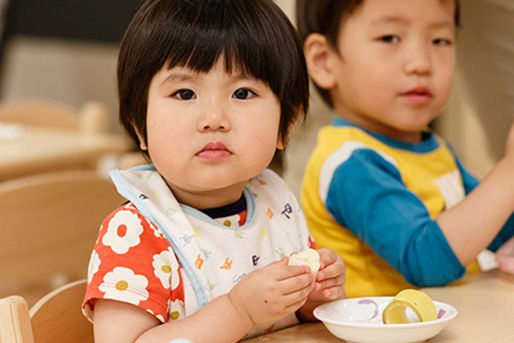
top-left (118, 0), bottom-right (309, 153)
top-left (296, 0), bottom-right (460, 108)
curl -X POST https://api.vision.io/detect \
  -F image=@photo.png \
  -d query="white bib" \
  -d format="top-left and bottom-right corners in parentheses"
top-left (110, 165), bottom-right (311, 337)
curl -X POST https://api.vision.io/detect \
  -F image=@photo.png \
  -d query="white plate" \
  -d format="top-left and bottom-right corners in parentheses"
top-left (313, 296), bottom-right (457, 343)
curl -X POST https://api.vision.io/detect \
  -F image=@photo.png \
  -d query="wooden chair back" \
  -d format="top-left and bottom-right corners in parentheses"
top-left (0, 296), bottom-right (33, 343)
top-left (0, 170), bottom-right (124, 305)
top-left (0, 280), bottom-right (93, 343)
top-left (0, 99), bottom-right (109, 132)
top-left (0, 100), bottom-right (79, 130)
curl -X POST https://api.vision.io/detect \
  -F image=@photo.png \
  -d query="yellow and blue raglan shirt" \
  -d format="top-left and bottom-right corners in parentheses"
top-left (301, 118), bottom-right (514, 298)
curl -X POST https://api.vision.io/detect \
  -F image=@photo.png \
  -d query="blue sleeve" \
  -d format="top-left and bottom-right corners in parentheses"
top-left (449, 145), bottom-right (514, 251)
top-left (325, 149), bottom-right (465, 287)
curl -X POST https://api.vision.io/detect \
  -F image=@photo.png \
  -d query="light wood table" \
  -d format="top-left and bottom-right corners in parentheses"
top-left (0, 126), bottom-right (130, 180)
top-left (245, 270), bottom-right (514, 343)
top-left (423, 270), bottom-right (514, 343)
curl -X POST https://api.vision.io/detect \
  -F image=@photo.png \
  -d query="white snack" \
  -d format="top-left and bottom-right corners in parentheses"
top-left (288, 248), bottom-right (320, 275)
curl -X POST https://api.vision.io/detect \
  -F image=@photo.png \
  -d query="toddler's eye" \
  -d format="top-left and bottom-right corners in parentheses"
top-left (233, 88), bottom-right (256, 100)
top-left (433, 38), bottom-right (453, 46)
top-left (173, 89), bottom-right (196, 100)
top-left (378, 35), bottom-right (400, 44)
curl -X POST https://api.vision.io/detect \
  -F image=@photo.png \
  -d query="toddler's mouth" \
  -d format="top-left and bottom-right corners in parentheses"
top-left (196, 142), bottom-right (232, 159)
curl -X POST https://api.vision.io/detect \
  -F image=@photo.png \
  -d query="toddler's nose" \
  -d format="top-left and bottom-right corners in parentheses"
top-left (198, 105), bottom-right (230, 132)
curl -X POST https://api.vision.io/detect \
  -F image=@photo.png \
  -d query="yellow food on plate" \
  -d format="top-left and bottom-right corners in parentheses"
top-left (288, 248), bottom-right (320, 275)
top-left (382, 289), bottom-right (437, 324)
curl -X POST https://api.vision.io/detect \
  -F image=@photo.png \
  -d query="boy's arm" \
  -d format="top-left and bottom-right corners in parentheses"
top-left (437, 155), bottom-right (514, 265)
top-left (450, 144), bottom-right (514, 253)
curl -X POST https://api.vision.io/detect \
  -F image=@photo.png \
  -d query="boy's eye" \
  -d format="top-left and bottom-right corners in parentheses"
top-left (433, 38), bottom-right (453, 46)
top-left (173, 89), bottom-right (196, 100)
top-left (377, 35), bottom-right (400, 44)
top-left (233, 88), bottom-right (256, 100)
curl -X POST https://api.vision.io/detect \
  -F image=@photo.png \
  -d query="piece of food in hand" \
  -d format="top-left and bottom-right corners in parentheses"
top-left (382, 289), bottom-right (437, 324)
top-left (288, 248), bottom-right (320, 275)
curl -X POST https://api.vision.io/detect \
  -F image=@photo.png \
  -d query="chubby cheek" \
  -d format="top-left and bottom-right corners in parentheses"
top-left (364, 64), bottom-right (394, 98)
top-left (146, 121), bottom-right (188, 167)
top-left (433, 51), bottom-right (455, 100)
top-left (344, 73), bottom-right (390, 116)
top-left (436, 69), bottom-right (455, 107)
top-left (242, 125), bottom-right (280, 169)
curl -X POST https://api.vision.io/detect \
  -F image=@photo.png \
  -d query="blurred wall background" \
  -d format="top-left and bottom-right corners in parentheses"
top-left (437, 0), bottom-right (514, 179)
top-left (1, 0), bottom-right (513, 196)
top-left (0, 0), bottom-right (142, 130)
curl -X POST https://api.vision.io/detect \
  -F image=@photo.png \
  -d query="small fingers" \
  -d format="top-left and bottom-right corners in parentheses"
top-left (282, 281), bottom-right (313, 308)
top-left (264, 257), bottom-right (289, 269)
top-left (281, 272), bottom-right (314, 295)
top-left (321, 285), bottom-right (346, 300)
top-left (314, 274), bottom-right (344, 292)
top-left (285, 296), bottom-right (309, 313)
top-left (318, 248), bottom-right (337, 269)
top-left (275, 264), bottom-right (312, 281)
top-left (316, 256), bottom-right (345, 282)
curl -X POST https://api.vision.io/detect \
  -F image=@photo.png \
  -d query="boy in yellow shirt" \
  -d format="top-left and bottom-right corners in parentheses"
top-left (297, 0), bottom-right (514, 297)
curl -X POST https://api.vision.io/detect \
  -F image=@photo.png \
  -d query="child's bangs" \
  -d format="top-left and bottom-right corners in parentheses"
top-left (164, 30), bottom-right (257, 81)
top-left (156, 0), bottom-right (302, 101)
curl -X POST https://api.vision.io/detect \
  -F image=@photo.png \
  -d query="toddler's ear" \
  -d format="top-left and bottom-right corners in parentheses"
top-left (276, 113), bottom-right (301, 150)
top-left (132, 123), bottom-right (148, 151)
top-left (303, 33), bottom-right (337, 90)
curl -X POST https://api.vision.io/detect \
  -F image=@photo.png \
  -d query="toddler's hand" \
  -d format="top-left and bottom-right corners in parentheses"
top-left (309, 248), bottom-right (346, 301)
top-left (496, 236), bottom-right (514, 274)
top-left (228, 258), bottom-right (314, 326)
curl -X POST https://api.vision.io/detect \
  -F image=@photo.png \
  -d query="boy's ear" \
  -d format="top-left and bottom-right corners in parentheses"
top-left (276, 111), bottom-right (302, 150)
top-left (303, 33), bottom-right (337, 90)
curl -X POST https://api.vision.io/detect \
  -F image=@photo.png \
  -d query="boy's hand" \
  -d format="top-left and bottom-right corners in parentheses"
top-left (496, 236), bottom-right (514, 274)
top-left (309, 248), bottom-right (346, 301)
top-left (228, 258), bottom-right (314, 326)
